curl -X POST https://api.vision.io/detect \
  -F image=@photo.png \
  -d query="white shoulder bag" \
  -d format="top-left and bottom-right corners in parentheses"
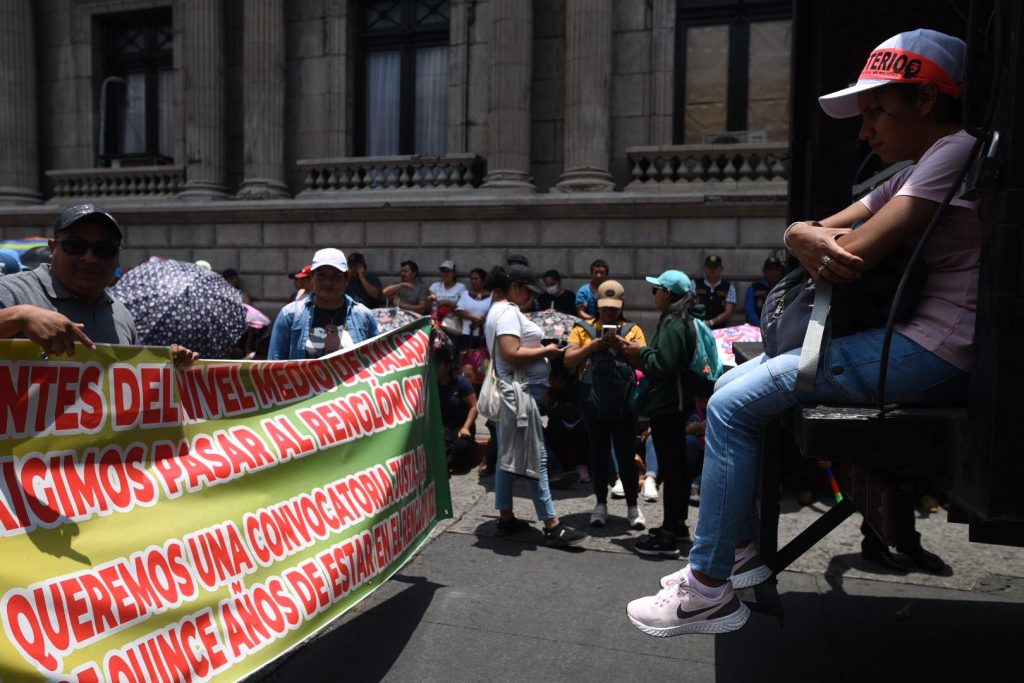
top-left (477, 306), bottom-right (516, 421)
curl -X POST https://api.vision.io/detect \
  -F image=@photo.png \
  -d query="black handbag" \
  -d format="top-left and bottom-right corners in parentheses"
top-left (760, 247), bottom-right (928, 358)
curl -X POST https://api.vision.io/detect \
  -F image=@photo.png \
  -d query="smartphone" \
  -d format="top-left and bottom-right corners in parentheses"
top-left (601, 324), bottom-right (618, 339)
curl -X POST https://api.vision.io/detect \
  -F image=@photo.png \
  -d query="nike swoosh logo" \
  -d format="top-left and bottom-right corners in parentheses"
top-left (676, 604), bottom-right (718, 620)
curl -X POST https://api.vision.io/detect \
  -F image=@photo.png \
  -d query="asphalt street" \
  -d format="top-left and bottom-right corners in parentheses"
top-left (253, 467), bottom-right (1024, 682)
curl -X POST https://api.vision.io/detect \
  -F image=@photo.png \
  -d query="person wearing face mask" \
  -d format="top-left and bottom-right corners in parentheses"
top-left (535, 269), bottom-right (577, 315)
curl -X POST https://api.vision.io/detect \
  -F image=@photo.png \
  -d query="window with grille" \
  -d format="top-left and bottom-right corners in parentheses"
top-left (98, 8), bottom-right (174, 165)
top-left (357, 0), bottom-right (450, 156)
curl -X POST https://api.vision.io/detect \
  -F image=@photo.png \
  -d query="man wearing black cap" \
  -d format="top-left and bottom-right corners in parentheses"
top-left (0, 204), bottom-right (137, 354)
top-left (744, 256), bottom-right (786, 326)
top-left (693, 255), bottom-right (736, 329)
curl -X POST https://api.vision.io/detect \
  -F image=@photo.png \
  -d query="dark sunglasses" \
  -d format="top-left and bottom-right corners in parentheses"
top-left (57, 238), bottom-right (120, 259)
top-left (652, 286), bottom-right (667, 295)
top-left (439, 267), bottom-right (453, 273)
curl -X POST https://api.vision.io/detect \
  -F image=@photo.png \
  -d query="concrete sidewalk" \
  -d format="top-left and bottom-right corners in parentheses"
top-left (256, 470), bottom-right (1024, 682)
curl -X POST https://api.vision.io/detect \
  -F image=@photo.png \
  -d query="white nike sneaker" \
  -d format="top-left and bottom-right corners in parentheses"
top-left (590, 503), bottom-right (608, 527)
top-left (610, 478), bottom-right (625, 499)
top-left (628, 570), bottom-right (750, 637)
top-left (660, 543), bottom-right (773, 590)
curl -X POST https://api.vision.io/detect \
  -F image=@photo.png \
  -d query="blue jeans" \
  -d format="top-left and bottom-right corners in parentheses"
top-left (644, 436), bottom-right (659, 477)
top-left (689, 329), bottom-right (968, 579)
top-left (494, 384), bottom-right (558, 521)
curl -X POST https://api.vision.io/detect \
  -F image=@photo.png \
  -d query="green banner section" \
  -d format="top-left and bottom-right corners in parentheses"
top-left (0, 318), bottom-right (451, 682)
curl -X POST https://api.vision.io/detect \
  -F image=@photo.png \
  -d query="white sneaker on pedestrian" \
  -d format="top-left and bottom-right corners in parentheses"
top-left (660, 543), bottom-right (773, 590)
top-left (590, 503), bottom-right (608, 527)
top-left (628, 568), bottom-right (750, 637)
top-left (628, 505), bottom-right (646, 530)
top-left (610, 478), bottom-right (625, 499)
top-left (642, 476), bottom-right (659, 502)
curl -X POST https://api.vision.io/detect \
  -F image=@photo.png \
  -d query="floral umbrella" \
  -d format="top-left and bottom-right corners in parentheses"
top-left (111, 259), bottom-right (246, 358)
top-left (524, 308), bottom-right (583, 342)
top-left (712, 323), bottom-right (763, 367)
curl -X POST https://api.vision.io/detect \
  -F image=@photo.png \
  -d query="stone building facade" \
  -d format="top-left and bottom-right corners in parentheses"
top-left (0, 0), bottom-right (790, 332)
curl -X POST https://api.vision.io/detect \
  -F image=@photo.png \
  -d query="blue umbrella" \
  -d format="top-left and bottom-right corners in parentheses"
top-left (111, 259), bottom-right (246, 358)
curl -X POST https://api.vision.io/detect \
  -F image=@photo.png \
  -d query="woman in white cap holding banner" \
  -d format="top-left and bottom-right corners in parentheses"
top-left (628, 28), bottom-right (980, 636)
top-left (268, 248), bottom-right (379, 360)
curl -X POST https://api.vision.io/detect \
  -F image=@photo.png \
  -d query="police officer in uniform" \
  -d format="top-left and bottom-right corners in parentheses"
top-left (744, 256), bottom-right (786, 326)
top-left (693, 255), bottom-right (736, 329)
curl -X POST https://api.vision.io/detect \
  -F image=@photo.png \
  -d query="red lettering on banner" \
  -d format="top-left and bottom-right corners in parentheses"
top-left (283, 559), bottom-right (330, 618)
top-left (372, 518), bottom-right (393, 569)
top-left (0, 445), bottom-right (158, 535)
top-left (177, 363), bottom-right (258, 421)
top-left (152, 428), bottom-right (283, 499)
top-left (184, 521), bottom-right (256, 591)
top-left (101, 608), bottom-right (229, 683)
top-left (110, 364), bottom-right (178, 431)
top-left (249, 360), bottom-right (339, 408)
top-left (315, 530), bottom-right (378, 602)
top-left (323, 351), bottom-right (370, 387)
top-left (1, 540), bottom-right (197, 674)
top-left (295, 379), bottom-right (416, 450)
top-left (401, 375), bottom-right (426, 417)
top-left (218, 578), bottom-right (299, 660)
top-left (0, 362), bottom-right (107, 439)
top-left (151, 439), bottom-right (191, 498)
top-left (260, 415), bottom-right (316, 462)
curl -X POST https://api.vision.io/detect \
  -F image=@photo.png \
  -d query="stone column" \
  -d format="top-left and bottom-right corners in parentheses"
top-left (481, 0), bottom-right (534, 191)
top-left (555, 0), bottom-right (614, 191)
top-left (238, 0), bottom-right (289, 198)
top-left (0, 0), bottom-right (41, 204)
top-left (179, 0), bottom-right (229, 199)
top-left (650, 0), bottom-right (676, 145)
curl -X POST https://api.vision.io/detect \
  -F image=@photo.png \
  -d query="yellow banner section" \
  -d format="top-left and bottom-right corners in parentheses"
top-left (0, 318), bottom-right (451, 682)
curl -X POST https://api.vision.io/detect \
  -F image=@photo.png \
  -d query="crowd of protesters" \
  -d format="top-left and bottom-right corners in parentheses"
top-left (0, 25), bottom-right (977, 643)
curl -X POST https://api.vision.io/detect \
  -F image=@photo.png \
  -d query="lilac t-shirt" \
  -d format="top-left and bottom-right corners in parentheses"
top-left (860, 130), bottom-right (980, 370)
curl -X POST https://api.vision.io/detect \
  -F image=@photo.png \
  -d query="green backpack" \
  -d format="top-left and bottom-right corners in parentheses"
top-left (679, 315), bottom-right (724, 399)
top-left (688, 316), bottom-right (724, 382)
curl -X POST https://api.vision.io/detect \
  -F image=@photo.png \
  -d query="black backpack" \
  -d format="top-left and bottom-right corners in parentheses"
top-left (577, 321), bottom-right (637, 418)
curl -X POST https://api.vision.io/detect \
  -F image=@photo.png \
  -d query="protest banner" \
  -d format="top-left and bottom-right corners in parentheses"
top-left (0, 317), bottom-right (451, 682)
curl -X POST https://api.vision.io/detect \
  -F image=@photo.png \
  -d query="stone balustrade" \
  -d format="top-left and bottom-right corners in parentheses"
top-left (46, 166), bottom-right (186, 199)
top-left (297, 154), bottom-right (485, 194)
top-left (626, 143), bottom-right (789, 195)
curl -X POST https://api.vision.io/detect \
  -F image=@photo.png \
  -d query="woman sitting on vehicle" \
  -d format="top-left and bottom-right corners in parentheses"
top-left (626, 29), bottom-right (979, 637)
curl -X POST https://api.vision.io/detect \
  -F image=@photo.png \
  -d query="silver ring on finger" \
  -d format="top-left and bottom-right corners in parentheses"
top-left (821, 255), bottom-right (832, 267)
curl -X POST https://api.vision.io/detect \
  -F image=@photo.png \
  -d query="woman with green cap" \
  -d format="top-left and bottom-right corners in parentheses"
top-left (622, 269), bottom-right (698, 558)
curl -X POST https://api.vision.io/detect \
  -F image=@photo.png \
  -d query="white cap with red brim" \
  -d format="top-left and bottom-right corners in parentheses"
top-left (818, 29), bottom-right (966, 119)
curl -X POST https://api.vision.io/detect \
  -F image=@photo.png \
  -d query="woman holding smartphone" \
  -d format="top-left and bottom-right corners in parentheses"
top-left (565, 280), bottom-right (648, 530)
top-left (484, 264), bottom-right (587, 548)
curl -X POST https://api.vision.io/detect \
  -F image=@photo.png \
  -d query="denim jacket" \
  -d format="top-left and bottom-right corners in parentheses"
top-left (268, 293), bottom-right (379, 360)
